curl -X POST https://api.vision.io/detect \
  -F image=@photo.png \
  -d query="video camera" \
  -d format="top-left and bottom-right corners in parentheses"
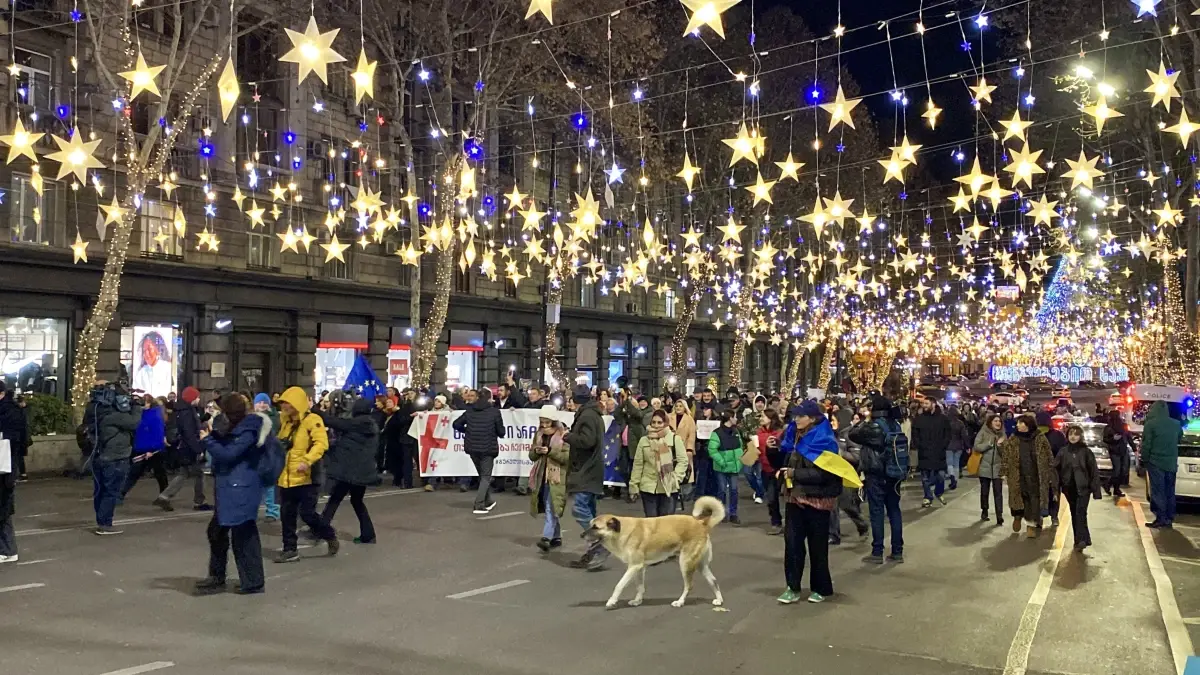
top-left (90, 382), bottom-right (132, 413)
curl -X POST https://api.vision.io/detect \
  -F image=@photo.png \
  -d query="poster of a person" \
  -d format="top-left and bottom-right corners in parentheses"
top-left (132, 328), bottom-right (175, 397)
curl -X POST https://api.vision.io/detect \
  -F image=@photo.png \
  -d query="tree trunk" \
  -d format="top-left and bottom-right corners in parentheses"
top-left (724, 284), bottom-right (755, 390)
top-left (406, 162), bottom-right (423, 378)
top-left (668, 287), bottom-right (700, 387)
top-left (1187, 221), bottom-right (1198, 332)
top-left (786, 348), bottom-right (803, 394)
top-left (544, 270), bottom-right (566, 388)
top-left (410, 159), bottom-right (462, 389)
top-left (779, 346), bottom-right (792, 395)
top-left (816, 338), bottom-right (837, 390)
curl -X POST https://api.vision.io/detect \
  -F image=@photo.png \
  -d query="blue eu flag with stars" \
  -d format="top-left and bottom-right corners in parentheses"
top-left (343, 354), bottom-right (383, 400)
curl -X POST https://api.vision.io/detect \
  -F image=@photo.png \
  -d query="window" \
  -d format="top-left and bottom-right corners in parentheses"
top-left (453, 266), bottom-right (473, 293)
top-left (504, 278), bottom-right (518, 298)
top-left (11, 48), bottom-right (52, 111)
top-left (576, 337), bottom-right (598, 368)
top-left (580, 276), bottom-right (597, 308)
top-left (140, 199), bottom-right (182, 257)
top-left (665, 289), bottom-right (677, 319)
top-left (321, 232), bottom-right (351, 279)
top-left (10, 172), bottom-right (55, 245)
top-left (236, 19), bottom-right (281, 99)
top-left (0, 316), bottom-right (67, 397)
top-left (247, 229), bottom-right (276, 269)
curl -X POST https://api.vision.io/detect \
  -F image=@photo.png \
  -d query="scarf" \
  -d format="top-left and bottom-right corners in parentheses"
top-left (647, 425), bottom-right (668, 441)
top-left (649, 430), bottom-right (680, 494)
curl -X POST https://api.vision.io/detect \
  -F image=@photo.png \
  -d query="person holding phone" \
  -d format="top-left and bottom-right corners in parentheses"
top-left (274, 386), bottom-right (337, 563)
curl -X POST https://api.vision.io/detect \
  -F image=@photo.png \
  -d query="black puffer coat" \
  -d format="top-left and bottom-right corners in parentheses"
top-left (912, 409), bottom-right (951, 471)
top-left (452, 399), bottom-right (506, 457)
top-left (566, 401), bottom-right (606, 495)
top-left (319, 398), bottom-right (381, 486)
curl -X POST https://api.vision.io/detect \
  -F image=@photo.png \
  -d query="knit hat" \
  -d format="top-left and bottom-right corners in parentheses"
top-left (435, 394), bottom-right (447, 406)
top-left (181, 386), bottom-right (201, 404)
top-left (253, 393), bottom-right (271, 406)
top-left (791, 400), bottom-right (824, 420)
top-left (1035, 411), bottom-right (1052, 428)
top-left (572, 384), bottom-right (592, 404)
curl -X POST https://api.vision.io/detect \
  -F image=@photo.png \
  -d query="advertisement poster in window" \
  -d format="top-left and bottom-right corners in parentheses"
top-left (131, 326), bottom-right (177, 397)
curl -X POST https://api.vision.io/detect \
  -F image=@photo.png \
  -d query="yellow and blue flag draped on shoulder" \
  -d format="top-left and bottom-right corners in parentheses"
top-left (781, 417), bottom-right (863, 489)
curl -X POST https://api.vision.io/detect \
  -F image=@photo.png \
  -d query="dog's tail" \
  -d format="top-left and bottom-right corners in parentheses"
top-left (692, 496), bottom-right (726, 529)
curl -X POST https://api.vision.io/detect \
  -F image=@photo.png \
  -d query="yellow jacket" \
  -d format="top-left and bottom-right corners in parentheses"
top-left (276, 386), bottom-right (329, 488)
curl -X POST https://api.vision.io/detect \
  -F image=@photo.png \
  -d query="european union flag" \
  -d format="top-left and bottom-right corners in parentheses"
top-left (343, 354), bottom-right (383, 401)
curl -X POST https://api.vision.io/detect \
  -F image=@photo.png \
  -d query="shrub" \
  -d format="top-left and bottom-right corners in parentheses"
top-left (25, 393), bottom-right (74, 436)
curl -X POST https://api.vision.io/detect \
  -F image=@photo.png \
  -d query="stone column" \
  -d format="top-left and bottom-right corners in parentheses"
top-left (596, 334), bottom-right (611, 391)
top-left (193, 305), bottom-right (232, 393)
top-left (366, 317), bottom-right (390, 380)
top-left (95, 313), bottom-right (123, 386)
top-left (287, 312), bottom-right (318, 391)
top-left (479, 340), bottom-right (499, 389)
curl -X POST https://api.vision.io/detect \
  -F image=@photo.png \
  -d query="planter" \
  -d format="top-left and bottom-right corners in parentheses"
top-left (25, 434), bottom-right (84, 476)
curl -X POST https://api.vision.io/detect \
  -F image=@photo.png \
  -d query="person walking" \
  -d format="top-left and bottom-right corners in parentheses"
top-left (1001, 414), bottom-right (1054, 538)
top-left (1053, 424), bottom-right (1102, 551)
top-left (829, 414), bottom-right (868, 546)
top-left (777, 401), bottom-right (843, 604)
top-left (757, 408), bottom-right (786, 535)
top-left (123, 395), bottom-right (170, 500)
top-left (945, 408), bottom-right (972, 491)
top-left (275, 386), bottom-right (338, 562)
top-left (1142, 401), bottom-right (1183, 529)
top-left (453, 387), bottom-right (505, 515)
top-left (318, 397), bottom-right (380, 544)
top-left (155, 386), bottom-right (212, 512)
top-left (194, 394), bottom-right (270, 595)
top-left (629, 409), bottom-right (689, 517)
top-left (912, 399), bottom-right (951, 507)
top-left (566, 385), bottom-right (608, 570)
top-left (1102, 410), bottom-right (1131, 499)
top-left (738, 399), bottom-right (766, 503)
top-left (1037, 411), bottom-right (1066, 526)
top-left (615, 389), bottom-right (646, 502)
top-left (89, 387), bottom-right (144, 535)
top-left (973, 412), bottom-right (1006, 526)
top-left (669, 398), bottom-right (697, 512)
top-left (529, 406), bottom-right (569, 552)
top-left (693, 405), bottom-right (718, 499)
top-left (390, 391), bottom-right (418, 488)
top-left (850, 395), bottom-right (907, 565)
top-left (0, 382), bottom-right (26, 561)
top-left (254, 394), bottom-right (280, 521)
top-left (708, 410), bottom-right (744, 526)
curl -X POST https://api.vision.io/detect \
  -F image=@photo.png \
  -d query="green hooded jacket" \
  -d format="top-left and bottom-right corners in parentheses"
top-left (1141, 401), bottom-right (1183, 473)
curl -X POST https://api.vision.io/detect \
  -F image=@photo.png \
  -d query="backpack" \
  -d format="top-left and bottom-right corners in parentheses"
top-left (880, 418), bottom-right (910, 480)
top-left (257, 432), bottom-right (286, 486)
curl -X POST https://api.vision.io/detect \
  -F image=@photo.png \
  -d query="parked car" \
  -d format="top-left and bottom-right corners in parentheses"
top-left (1107, 391), bottom-right (1126, 408)
top-left (990, 382), bottom-right (1014, 391)
top-left (1050, 386), bottom-right (1071, 398)
top-left (1011, 388), bottom-right (1030, 400)
top-left (1043, 397), bottom-right (1073, 412)
top-left (989, 392), bottom-right (1023, 407)
top-left (1178, 430), bottom-right (1200, 499)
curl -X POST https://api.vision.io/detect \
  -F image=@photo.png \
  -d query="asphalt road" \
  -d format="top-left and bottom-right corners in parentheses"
top-left (0, 473), bottom-right (1186, 675)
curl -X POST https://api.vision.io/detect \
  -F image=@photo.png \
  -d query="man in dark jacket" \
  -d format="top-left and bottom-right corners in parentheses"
top-left (389, 391), bottom-right (420, 488)
top-left (319, 398), bottom-right (380, 543)
top-left (945, 409), bottom-right (973, 491)
top-left (495, 377), bottom-right (527, 409)
top-left (453, 387), bottom-right (505, 514)
top-left (1143, 401), bottom-right (1183, 528)
top-left (155, 386), bottom-right (211, 512)
top-left (0, 382), bottom-right (26, 560)
top-left (849, 394), bottom-right (905, 564)
top-left (912, 399), bottom-right (951, 507)
top-left (90, 386), bottom-right (144, 534)
top-left (1102, 410), bottom-right (1131, 498)
top-left (564, 384), bottom-right (607, 569)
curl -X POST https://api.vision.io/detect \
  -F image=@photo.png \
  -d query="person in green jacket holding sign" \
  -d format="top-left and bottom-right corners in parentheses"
top-left (708, 410), bottom-right (743, 525)
top-left (1142, 401), bottom-right (1183, 529)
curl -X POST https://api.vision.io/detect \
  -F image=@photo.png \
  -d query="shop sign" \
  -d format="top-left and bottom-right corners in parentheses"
top-left (989, 364), bottom-right (1129, 384)
top-left (389, 358), bottom-right (409, 376)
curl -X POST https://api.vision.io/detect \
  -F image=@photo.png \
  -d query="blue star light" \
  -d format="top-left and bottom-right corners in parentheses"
top-left (1133, 0), bottom-right (1160, 17)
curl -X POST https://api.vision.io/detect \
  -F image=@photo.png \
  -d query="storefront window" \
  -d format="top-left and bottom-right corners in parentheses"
top-left (121, 325), bottom-right (184, 398)
top-left (445, 349), bottom-right (476, 390)
top-left (607, 359), bottom-right (624, 386)
top-left (0, 317), bottom-right (66, 396)
top-left (576, 337), bottom-right (598, 367)
top-left (387, 347), bottom-right (411, 390)
top-left (315, 347), bottom-right (357, 395)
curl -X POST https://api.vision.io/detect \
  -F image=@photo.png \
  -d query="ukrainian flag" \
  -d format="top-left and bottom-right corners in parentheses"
top-left (782, 417), bottom-right (863, 489)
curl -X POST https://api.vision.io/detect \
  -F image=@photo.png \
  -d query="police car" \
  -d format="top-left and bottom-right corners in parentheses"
top-left (1124, 385), bottom-right (1199, 498)
top-left (1052, 414), bottom-right (1118, 474)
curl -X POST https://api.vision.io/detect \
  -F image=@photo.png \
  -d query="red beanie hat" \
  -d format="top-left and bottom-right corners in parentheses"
top-left (181, 386), bottom-right (200, 404)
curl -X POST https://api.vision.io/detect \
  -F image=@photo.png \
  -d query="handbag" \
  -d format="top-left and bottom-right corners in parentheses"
top-left (740, 436), bottom-right (760, 467)
top-left (965, 450), bottom-right (983, 476)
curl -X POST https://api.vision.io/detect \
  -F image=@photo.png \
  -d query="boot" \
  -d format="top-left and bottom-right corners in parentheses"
top-left (981, 509), bottom-right (989, 522)
top-left (1026, 526), bottom-right (1038, 539)
top-left (1012, 516), bottom-right (1022, 533)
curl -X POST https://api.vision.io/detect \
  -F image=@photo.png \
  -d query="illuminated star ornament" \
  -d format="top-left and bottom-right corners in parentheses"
top-left (99, 197), bottom-right (126, 225)
top-left (351, 49), bottom-right (376, 104)
top-left (525, 0), bottom-right (553, 23)
top-left (322, 233), bottom-right (349, 263)
top-left (1133, 0), bottom-right (1160, 17)
top-left (0, 117), bottom-right (44, 164)
top-left (722, 122), bottom-right (760, 167)
top-left (279, 16), bottom-right (346, 85)
top-left (923, 99), bottom-right (942, 129)
top-left (745, 172), bottom-right (776, 206)
top-left (216, 58), bottom-right (239, 122)
top-left (45, 130), bottom-right (105, 181)
top-left (775, 153), bottom-right (803, 181)
top-left (605, 161), bottom-right (625, 185)
top-left (118, 51), bottom-right (167, 100)
top-left (1082, 96), bottom-right (1123, 134)
top-left (70, 232), bottom-right (89, 263)
top-left (819, 85), bottom-right (862, 131)
top-left (1164, 109), bottom-right (1199, 145)
top-left (1063, 150), bottom-right (1104, 190)
top-left (676, 154), bottom-right (701, 191)
top-left (1003, 143), bottom-right (1045, 189)
top-left (1001, 110), bottom-right (1032, 142)
top-left (1145, 61), bottom-right (1181, 111)
top-left (969, 77), bottom-right (996, 105)
top-left (680, 0), bottom-right (742, 39)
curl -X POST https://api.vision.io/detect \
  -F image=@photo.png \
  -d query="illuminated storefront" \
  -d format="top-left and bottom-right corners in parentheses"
top-left (120, 324), bottom-right (185, 399)
top-left (0, 316), bottom-right (68, 396)
top-left (314, 323), bottom-right (368, 395)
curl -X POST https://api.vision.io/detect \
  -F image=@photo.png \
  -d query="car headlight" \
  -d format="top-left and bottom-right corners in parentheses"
top-left (1092, 447), bottom-right (1109, 459)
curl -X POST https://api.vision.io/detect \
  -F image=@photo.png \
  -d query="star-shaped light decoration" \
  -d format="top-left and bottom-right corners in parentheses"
top-left (279, 16), bottom-right (346, 85)
top-left (819, 85), bottom-right (862, 131)
top-left (1027, 196), bottom-right (1059, 226)
top-left (1164, 109), bottom-right (1199, 145)
top-left (1001, 110), bottom-right (1033, 142)
top-left (297, 228), bottom-right (317, 252)
top-left (99, 197), bottom-right (126, 226)
top-left (718, 216), bottom-right (745, 243)
top-left (891, 136), bottom-right (922, 164)
top-left (823, 191), bottom-right (855, 226)
top-left (351, 49), bottom-right (377, 104)
top-left (966, 217), bottom-right (989, 240)
top-left (1134, 0), bottom-right (1160, 18)
top-left (1062, 150), bottom-right (1104, 189)
top-left (245, 200), bottom-right (266, 228)
top-left (70, 232), bottom-right (88, 263)
top-left (774, 153), bottom-right (803, 181)
top-left (216, 58), bottom-right (239, 122)
top-left (570, 189), bottom-right (602, 241)
top-left (45, 130), bottom-right (105, 181)
top-left (1003, 143), bottom-right (1045, 189)
top-left (605, 161), bottom-right (625, 185)
top-left (969, 77), bottom-right (996, 105)
top-left (231, 186), bottom-right (247, 210)
top-left (519, 206), bottom-right (545, 232)
top-left (722, 122), bottom-right (760, 167)
top-left (504, 186), bottom-right (526, 211)
top-left (1082, 96), bottom-right (1123, 134)
top-left (269, 182), bottom-right (288, 201)
top-left (526, 0), bottom-right (553, 23)
top-left (1145, 61), bottom-right (1181, 111)
top-left (800, 197), bottom-right (830, 238)
top-left (923, 99), bottom-right (942, 129)
top-left (953, 157), bottom-right (992, 197)
top-left (118, 51), bottom-right (167, 99)
top-left (878, 152), bottom-right (910, 184)
top-left (745, 172), bottom-right (776, 205)
top-left (277, 229), bottom-right (300, 254)
top-left (398, 243), bottom-right (420, 266)
top-left (680, 0), bottom-right (742, 39)
top-left (948, 188), bottom-right (972, 213)
top-left (1153, 204), bottom-right (1182, 226)
top-left (0, 117), bottom-right (43, 164)
top-left (682, 229), bottom-right (703, 249)
top-left (676, 154), bottom-right (701, 191)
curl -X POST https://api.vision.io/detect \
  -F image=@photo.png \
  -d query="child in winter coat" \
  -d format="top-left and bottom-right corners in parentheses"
top-left (1052, 424), bottom-right (1102, 551)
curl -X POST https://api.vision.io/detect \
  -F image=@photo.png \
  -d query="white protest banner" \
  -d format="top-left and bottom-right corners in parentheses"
top-left (696, 420), bottom-right (719, 440)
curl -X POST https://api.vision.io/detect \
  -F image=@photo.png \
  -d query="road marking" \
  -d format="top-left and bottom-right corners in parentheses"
top-left (446, 579), bottom-right (530, 600)
top-left (1133, 499), bottom-right (1194, 675)
top-left (1162, 555), bottom-right (1200, 568)
top-left (97, 662), bottom-right (175, 675)
top-left (17, 512), bottom-right (60, 518)
top-left (477, 511), bottom-right (523, 520)
top-left (1002, 504), bottom-right (1069, 675)
top-left (16, 558), bottom-right (54, 566)
top-left (0, 583), bottom-right (46, 593)
top-left (1184, 618), bottom-right (1200, 626)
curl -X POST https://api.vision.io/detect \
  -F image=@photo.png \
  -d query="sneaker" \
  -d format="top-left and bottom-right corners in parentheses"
top-left (777, 588), bottom-right (802, 604)
top-left (807, 592), bottom-right (827, 604)
top-left (1146, 521), bottom-right (1166, 529)
top-left (753, 496), bottom-right (764, 504)
top-left (353, 537), bottom-right (376, 544)
top-left (94, 526), bottom-right (123, 535)
top-left (549, 538), bottom-right (562, 548)
top-left (569, 553), bottom-right (593, 569)
top-left (1026, 526), bottom-right (1038, 539)
top-left (264, 515), bottom-right (279, 523)
top-left (887, 553), bottom-right (904, 564)
top-left (767, 525), bottom-right (784, 536)
top-left (1051, 517), bottom-right (1060, 527)
top-left (948, 482), bottom-right (958, 491)
top-left (473, 506), bottom-right (489, 515)
top-left (0, 555), bottom-right (18, 563)
top-left (193, 503), bottom-right (214, 512)
top-left (829, 537), bottom-right (842, 546)
top-left (234, 584), bottom-right (265, 595)
top-left (857, 527), bottom-right (869, 538)
top-left (152, 497), bottom-right (174, 512)
top-left (862, 554), bottom-right (884, 565)
top-left (327, 537), bottom-right (340, 555)
top-left (424, 484), bottom-right (434, 492)
top-left (937, 495), bottom-right (947, 506)
top-left (921, 499), bottom-right (932, 508)
top-left (585, 550), bottom-right (609, 571)
top-left (981, 510), bottom-right (990, 522)
top-left (537, 537), bottom-right (552, 552)
top-left (193, 577), bottom-right (226, 595)
top-left (996, 518), bottom-right (1004, 527)
top-left (274, 550), bottom-right (300, 564)
top-left (515, 487), bottom-right (530, 496)
top-left (729, 516), bottom-right (741, 526)
top-left (458, 483), bottom-right (469, 493)
top-left (484, 501), bottom-right (498, 512)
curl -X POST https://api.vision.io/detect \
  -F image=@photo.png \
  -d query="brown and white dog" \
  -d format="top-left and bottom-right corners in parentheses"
top-left (587, 496), bottom-right (726, 609)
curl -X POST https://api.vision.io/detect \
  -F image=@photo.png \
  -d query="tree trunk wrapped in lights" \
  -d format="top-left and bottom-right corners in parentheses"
top-left (1163, 263), bottom-right (1200, 388)
top-left (778, 346), bottom-right (792, 396)
top-left (815, 337), bottom-right (837, 390)
top-left (542, 260), bottom-right (567, 389)
top-left (668, 283), bottom-right (703, 387)
top-left (725, 282), bottom-right (755, 390)
top-left (786, 347), bottom-right (804, 394)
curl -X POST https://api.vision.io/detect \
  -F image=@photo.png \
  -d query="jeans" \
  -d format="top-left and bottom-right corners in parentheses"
top-left (743, 462), bottom-right (764, 499)
top-left (122, 452), bottom-right (168, 497)
top-left (921, 469), bottom-right (945, 500)
top-left (322, 481), bottom-right (375, 543)
top-left (694, 456), bottom-right (715, 498)
top-left (980, 477), bottom-right (1003, 517)
top-left (640, 493), bottom-right (673, 517)
top-left (280, 484), bottom-right (335, 552)
top-left (0, 486), bottom-right (15, 556)
top-left (945, 451), bottom-right (962, 485)
top-left (207, 517), bottom-right (264, 591)
top-left (761, 471), bottom-right (783, 527)
top-left (159, 463), bottom-right (207, 506)
top-left (865, 475), bottom-right (903, 557)
top-left (1148, 466), bottom-right (1178, 525)
top-left (1063, 486), bottom-right (1092, 546)
top-left (829, 489), bottom-right (868, 542)
top-left (470, 454), bottom-right (495, 509)
top-left (395, 440), bottom-right (416, 488)
top-left (541, 485), bottom-right (561, 540)
top-left (92, 458), bottom-right (130, 527)
top-left (572, 492), bottom-right (608, 562)
top-left (1109, 450), bottom-right (1130, 494)
top-left (263, 485), bottom-right (279, 519)
top-left (714, 472), bottom-right (739, 519)
top-left (784, 503), bottom-right (833, 596)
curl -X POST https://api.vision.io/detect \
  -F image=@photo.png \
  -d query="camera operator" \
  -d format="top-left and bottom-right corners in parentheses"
top-left (88, 384), bottom-right (144, 535)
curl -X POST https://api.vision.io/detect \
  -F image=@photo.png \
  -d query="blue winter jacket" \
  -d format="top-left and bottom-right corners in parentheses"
top-left (133, 407), bottom-right (167, 453)
top-left (204, 412), bottom-right (269, 527)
